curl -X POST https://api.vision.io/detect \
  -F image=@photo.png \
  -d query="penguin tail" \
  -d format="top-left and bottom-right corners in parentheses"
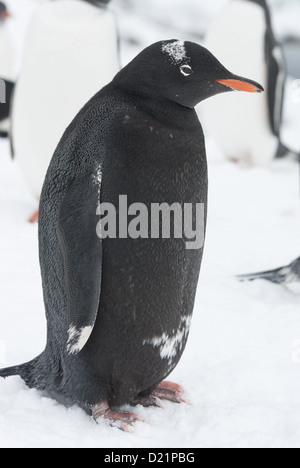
top-left (0, 130), bottom-right (8, 138)
top-left (0, 355), bottom-right (44, 387)
top-left (275, 141), bottom-right (299, 161)
top-left (237, 257), bottom-right (300, 285)
top-left (0, 364), bottom-right (22, 378)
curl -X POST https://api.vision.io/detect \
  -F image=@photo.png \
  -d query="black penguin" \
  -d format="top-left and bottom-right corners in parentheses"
top-left (238, 256), bottom-right (300, 284)
top-left (0, 40), bottom-right (263, 430)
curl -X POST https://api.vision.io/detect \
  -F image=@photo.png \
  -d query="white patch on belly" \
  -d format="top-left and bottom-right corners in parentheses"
top-left (143, 315), bottom-right (192, 363)
top-left (162, 40), bottom-right (187, 65)
top-left (67, 325), bottom-right (93, 355)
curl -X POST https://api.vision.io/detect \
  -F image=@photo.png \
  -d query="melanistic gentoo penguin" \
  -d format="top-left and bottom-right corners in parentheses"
top-left (0, 40), bottom-right (263, 430)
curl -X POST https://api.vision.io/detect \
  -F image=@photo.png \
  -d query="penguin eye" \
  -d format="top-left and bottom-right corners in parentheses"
top-left (180, 65), bottom-right (193, 77)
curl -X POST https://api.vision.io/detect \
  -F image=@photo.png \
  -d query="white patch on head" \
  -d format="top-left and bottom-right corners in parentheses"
top-left (162, 40), bottom-right (187, 65)
top-left (67, 325), bottom-right (93, 355)
top-left (92, 165), bottom-right (102, 212)
top-left (143, 315), bottom-right (192, 364)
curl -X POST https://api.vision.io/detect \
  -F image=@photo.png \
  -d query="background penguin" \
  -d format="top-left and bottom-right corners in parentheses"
top-left (0, 40), bottom-right (263, 430)
top-left (202, 0), bottom-right (290, 165)
top-left (0, 2), bottom-right (14, 138)
top-left (0, 78), bottom-right (14, 138)
top-left (11, 0), bottom-right (119, 221)
top-left (237, 256), bottom-right (300, 284)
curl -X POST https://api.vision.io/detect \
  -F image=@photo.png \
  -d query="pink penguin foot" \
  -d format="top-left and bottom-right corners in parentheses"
top-left (92, 402), bottom-right (145, 433)
top-left (29, 208), bottom-right (39, 223)
top-left (133, 381), bottom-right (191, 407)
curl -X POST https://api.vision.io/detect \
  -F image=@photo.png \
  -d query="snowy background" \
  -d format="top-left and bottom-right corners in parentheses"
top-left (0, 0), bottom-right (299, 448)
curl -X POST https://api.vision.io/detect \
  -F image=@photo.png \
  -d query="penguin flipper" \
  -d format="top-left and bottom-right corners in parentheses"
top-left (265, 31), bottom-right (285, 138)
top-left (237, 257), bottom-right (300, 285)
top-left (57, 174), bottom-right (102, 355)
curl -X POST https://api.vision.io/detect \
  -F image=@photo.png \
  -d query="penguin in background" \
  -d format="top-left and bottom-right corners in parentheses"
top-left (11, 0), bottom-right (119, 221)
top-left (0, 78), bottom-right (14, 138)
top-left (202, 0), bottom-right (292, 165)
top-left (238, 256), bottom-right (300, 284)
top-left (0, 40), bottom-right (263, 430)
top-left (0, 2), bottom-right (13, 79)
top-left (0, 2), bottom-right (14, 138)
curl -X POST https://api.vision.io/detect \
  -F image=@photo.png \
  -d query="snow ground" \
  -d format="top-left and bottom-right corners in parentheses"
top-left (0, 0), bottom-right (300, 449)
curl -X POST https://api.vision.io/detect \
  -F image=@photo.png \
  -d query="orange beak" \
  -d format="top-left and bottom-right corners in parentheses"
top-left (1, 10), bottom-right (11, 19)
top-left (216, 78), bottom-right (264, 93)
